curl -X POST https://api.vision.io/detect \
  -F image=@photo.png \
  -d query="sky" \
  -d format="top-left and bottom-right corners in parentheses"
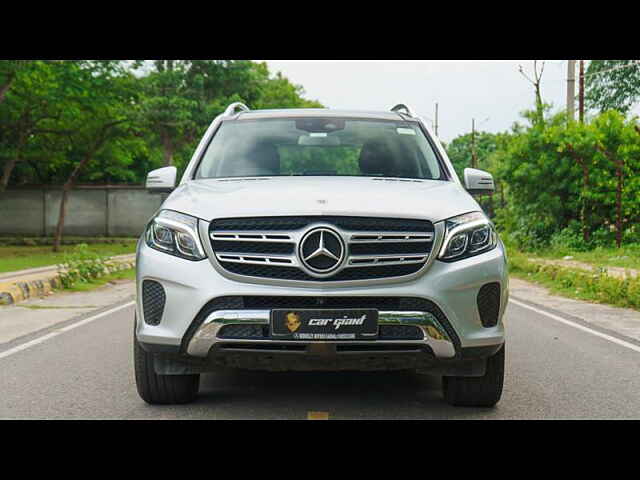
top-left (263, 60), bottom-right (640, 142)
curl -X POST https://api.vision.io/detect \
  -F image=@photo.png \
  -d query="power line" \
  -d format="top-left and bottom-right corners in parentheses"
top-left (582, 60), bottom-right (640, 78)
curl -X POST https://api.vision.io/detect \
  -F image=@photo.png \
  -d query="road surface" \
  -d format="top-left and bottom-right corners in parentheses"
top-left (1, 294), bottom-right (640, 419)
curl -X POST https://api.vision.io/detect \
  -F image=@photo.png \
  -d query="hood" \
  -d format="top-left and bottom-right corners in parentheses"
top-left (162, 176), bottom-right (481, 224)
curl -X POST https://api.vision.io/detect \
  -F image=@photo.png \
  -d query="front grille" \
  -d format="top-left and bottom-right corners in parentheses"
top-left (350, 242), bottom-right (429, 255)
top-left (225, 296), bottom-right (436, 310)
top-left (181, 296), bottom-right (460, 354)
top-left (220, 262), bottom-right (427, 281)
top-left (209, 216), bottom-right (435, 282)
top-left (477, 282), bottom-right (501, 327)
top-left (218, 324), bottom-right (268, 339)
top-left (217, 323), bottom-right (423, 340)
top-left (379, 325), bottom-right (424, 340)
top-left (142, 280), bottom-right (165, 325)
top-left (211, 240), bottom-right (294, 255)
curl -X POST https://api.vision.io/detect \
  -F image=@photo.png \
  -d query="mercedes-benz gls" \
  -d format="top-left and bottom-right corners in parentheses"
top-left (134, 102), bottom-right (508, 407)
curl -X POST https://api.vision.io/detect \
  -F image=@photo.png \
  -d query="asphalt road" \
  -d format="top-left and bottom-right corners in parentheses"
top-left (1, 298), bottom-right (640, 419)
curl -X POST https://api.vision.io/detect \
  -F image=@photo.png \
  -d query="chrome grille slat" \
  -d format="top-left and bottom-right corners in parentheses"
top-left (349, 232), bottom-right (434, 242)
top-left (211, 231), bottom-right (293, 243)
top-left (216, 252), bottom-right (298, 266)
top-left (348, 254), bottom-right (428, 266)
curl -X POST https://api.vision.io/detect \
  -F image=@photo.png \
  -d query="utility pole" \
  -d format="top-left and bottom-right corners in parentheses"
top-left (434, 102), bottom-right (439, 136)
top-left (579, 60), bottom-right (585, 123)
top-left (471, 118), bottom-right (477, 169)
top-left (567, 60), bottom-right (576, 120)
top-left (470, 117), bottom-right (488, 169)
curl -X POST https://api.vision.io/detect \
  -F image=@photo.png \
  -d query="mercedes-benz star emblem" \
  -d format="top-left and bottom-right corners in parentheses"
top-left (299, 227), bottom-right (345, 274)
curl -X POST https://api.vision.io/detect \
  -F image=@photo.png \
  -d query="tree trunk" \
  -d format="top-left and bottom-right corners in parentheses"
top-left (0, 128), bottom-right (26, 192)
top-left (0, 72), bottom-right (15, 105)
top-left (535, 84), bottom-right (544, 124)
top-left (582, 165), bottom-right (590, 243)
top-left (596, 144), bottom-right (624, 249)
top-left (53, 150), bottom-right (97, 251)
top-left (578, 60), bottom-right (585, 123)
top-left (161, 130), bottom-right (174, 166)
top-left (53, 184), bottom-right (71, 252)
top-left (52, 120), bottom-right (124, 251)
top-left (615, 160), bottom-right (623, 249)
top-left (0, 157), bottom-right (17, 192)
top-left (567, 144), bottom-right (590, 243)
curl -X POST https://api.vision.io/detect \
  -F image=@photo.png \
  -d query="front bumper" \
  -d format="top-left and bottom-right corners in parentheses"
top-left (135, 235), bottom-right (508, 363)
top-left (186, 309), bottom-right (455, 358)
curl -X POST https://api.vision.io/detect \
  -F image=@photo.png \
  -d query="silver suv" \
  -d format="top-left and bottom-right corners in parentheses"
top-left (134, 103), bottom-right (508, 407)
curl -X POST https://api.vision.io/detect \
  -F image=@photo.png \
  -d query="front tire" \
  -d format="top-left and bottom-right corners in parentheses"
top-left (133, 317), bottom-right (199, 404)
top-left (443, 344), bottom-right (504, 407)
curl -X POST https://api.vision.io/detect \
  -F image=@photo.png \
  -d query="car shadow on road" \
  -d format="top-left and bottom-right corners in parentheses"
top-left (188, 368), bottom-right (499, 419)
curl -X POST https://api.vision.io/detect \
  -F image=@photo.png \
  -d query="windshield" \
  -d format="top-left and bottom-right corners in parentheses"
top-left (194, 117), bottom-right (446, 180)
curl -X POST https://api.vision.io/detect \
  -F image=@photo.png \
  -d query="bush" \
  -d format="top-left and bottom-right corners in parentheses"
top-left (57, 244), bottom-right (113, 288)
top-left (549, 222), bottom-right (590, 252)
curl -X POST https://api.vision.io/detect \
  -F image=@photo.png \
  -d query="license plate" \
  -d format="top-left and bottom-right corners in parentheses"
top-left (271, 309), bottom-right (379, 340)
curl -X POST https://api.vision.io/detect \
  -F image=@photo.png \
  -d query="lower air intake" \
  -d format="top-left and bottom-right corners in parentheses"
top-left (477, 282), bottom-right (501, 328)
top-left (142, 280), bottom-right (166, 326)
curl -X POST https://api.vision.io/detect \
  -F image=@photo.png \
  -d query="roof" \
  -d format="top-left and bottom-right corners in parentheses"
top-left (231, 108), bottom-right (417, 122)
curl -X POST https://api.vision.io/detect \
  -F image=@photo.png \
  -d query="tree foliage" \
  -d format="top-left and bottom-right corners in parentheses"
top-left (0, 59), bottom-right (322, 248)
top-left (486, 109), bottom-right (640, 249)
top-left (445, 131), bottom-right (504, 179)
top-left (585, 60), bottom-right (640, 114)
top-left (0, 59), bottom-right (323, 188)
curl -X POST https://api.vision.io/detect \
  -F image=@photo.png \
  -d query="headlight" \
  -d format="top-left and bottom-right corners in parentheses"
top-left (438, 211), bottom-right (497, 261)
top-left (145, 210), bottom-right (206, 261)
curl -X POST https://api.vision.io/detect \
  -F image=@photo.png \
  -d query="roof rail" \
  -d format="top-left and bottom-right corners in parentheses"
top-left (390, 104), bottom-right (416, 118)
top-left (223, 102), bottom-right (250, 117)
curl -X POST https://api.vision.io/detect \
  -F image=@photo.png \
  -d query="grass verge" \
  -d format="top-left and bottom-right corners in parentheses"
top-left (508, 249), bottom-right (640, 311)
top-left (526, 244), bottom-right (640, 271)
top-left (0, 241), bottom-right (137, 274)
top-left (0, 236), bottom-right (138, 247)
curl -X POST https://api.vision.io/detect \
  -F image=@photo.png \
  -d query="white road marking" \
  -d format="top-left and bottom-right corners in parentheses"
top-left (0, 301), bottom-right (135, 360)
top-left (509, 298), bottom-right (640, 354)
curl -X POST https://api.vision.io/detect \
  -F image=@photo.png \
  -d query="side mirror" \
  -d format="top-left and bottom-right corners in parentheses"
top-left (146, 166), bottom-right (177, 193)
top-left (464, 168), bottom-right (495, 195)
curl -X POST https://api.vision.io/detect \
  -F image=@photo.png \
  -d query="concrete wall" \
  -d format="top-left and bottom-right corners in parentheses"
top-left (0, 187), bottom-right (164, 237)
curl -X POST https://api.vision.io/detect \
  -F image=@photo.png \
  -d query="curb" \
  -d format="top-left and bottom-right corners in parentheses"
top-left (0, 260), bottom-right (136, 306)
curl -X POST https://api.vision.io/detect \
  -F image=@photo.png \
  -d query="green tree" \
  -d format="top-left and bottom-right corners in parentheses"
top-left (253, 65), bottom-right (323, 109)
top-left (446, 130), bottom-right (508, 217)
top-left (586, 60), bottom-right (640, 113)
top-left (135, 60), bottom-right (323, 173)
top-left (493, 107), bottom-right (640, 250)
top-left (51, 61), bottom-right (141, 250)
top-left (1, 59), bottom-right (324, 196)
top-left (591, 110), bottom-right (640, 247)
top-left (137, 60), bottom-right (197, 168)
top-left (0, 60), bottom-right (80, 191)
top-left (0, 60), bottom-right (34, 105)
top-left (496, 111), bottom-right (582, 247)
top-left (446, 131), bottom-right (502, 179)
top-left (551, 119), bottom-right (598, 242)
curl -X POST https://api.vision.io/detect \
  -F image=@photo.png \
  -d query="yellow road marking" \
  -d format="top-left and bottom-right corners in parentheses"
top-left (307, 411), bottom-right (329, 420)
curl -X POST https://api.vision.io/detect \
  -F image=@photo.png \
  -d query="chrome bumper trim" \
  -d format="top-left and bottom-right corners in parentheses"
top-left (186, 309), bottom-right (455, 359)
